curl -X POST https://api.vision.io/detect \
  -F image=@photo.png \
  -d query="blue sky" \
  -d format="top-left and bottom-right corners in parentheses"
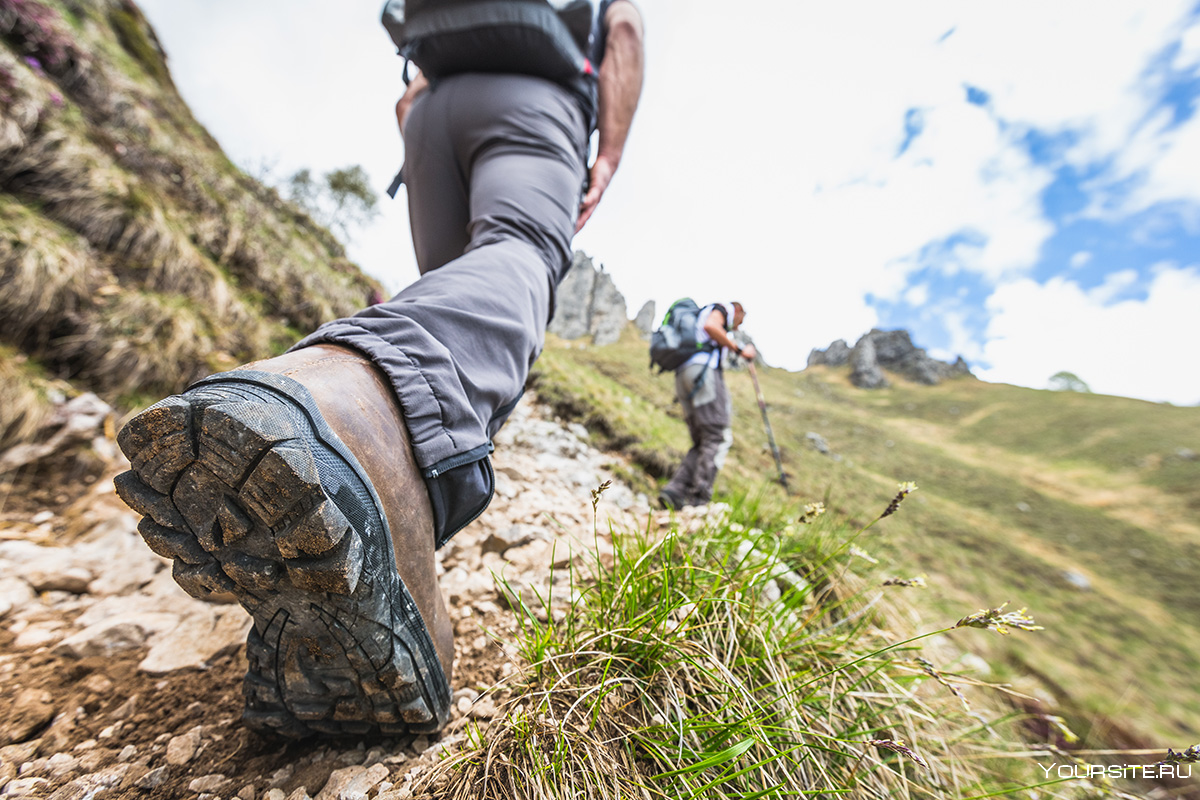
top-left (138, 0), bottom-right (1200, 405)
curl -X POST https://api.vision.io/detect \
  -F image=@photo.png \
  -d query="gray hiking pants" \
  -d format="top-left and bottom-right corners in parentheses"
top-left (295, 73), bottom-right (588, 545)
top-left (663, 364), bottom-right (733, 506)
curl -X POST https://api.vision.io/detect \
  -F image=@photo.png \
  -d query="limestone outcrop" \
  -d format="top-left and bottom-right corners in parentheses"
top-left (548, 251), bottom-right (629, 346)
top-left (808, 329), bottom-right (972, 389)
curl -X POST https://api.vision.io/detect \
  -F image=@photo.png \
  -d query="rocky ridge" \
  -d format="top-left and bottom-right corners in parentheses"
top-left (808, 329), bottom-right (972, 389)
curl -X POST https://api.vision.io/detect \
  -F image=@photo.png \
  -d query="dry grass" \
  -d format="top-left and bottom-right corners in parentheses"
top-left (0, 198), bottom-right (103, 349)
top-left (0, 346), bottom-right (62, 452)
top-left (59, 290), bottom-right (217, 397)
top-left (0, 0), bottom-right (381, 469)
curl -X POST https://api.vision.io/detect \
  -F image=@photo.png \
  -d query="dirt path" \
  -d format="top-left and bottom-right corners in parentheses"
top-left (0, 398), bottom-right (667, 800)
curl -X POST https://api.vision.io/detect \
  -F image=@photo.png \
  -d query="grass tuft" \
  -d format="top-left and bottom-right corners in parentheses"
top-left (426, 489), bottom-right (1090, 799)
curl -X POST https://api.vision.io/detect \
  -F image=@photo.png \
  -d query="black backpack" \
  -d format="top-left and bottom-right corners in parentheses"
top-left (649, 298), bottom-right (718, 372)
top-left (381, 0), bottom-right (595, 84)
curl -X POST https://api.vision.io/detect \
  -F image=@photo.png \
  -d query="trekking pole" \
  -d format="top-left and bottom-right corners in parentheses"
top-left (747, 362), bottom-right (789, 490)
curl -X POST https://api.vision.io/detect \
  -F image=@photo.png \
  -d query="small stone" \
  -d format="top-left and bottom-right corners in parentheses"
top-left (1062, 570), bottom-right (1092, 591)
top-left (45, 751), bottom-right (78, 777)
top-left (315, 763), bottom-right (389, 800)
top-left (2, 688), bottom-right (56, 744)
top-left (269, 765), bottom-right (295, 786)
top-left (411, 736), bottom-right (430, 754)
top-left (13, 625), bottom-right (63, 650)
top-left (481, 524), bottom-right (530, 554)
top-left (110, 694), bottom-right (138, 720)
top-left (27, 566), bottom-right (92, 594)
top-left (117, 745), bottom-right (137, 762)
top-left (468, 696), bottom-right (497, 719)
top-left (81, 674), bottom-right (114, 695)
top-left (237, 782), bottom-right (257, 799)
top-left (77, 750), bottom-right (112, 772)
top-left (135, 766), bottom-right (169, 789)
top-left (189, 773), bottom-right (231, 793)
top-left (0, 577), bottom-right (35, 619)
top-left (52, 619), bottom-right (155, 659)
top-left (166, 726), bottom-right (202, 765)
top-left (3, 777), bottom-right (50, 796)
top-left (264, 790), bottom-right (287, 800)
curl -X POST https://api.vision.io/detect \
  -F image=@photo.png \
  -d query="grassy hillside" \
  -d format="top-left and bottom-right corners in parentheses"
top-left (532, 326), bottom-right (1200, 751)
top-left (0, 0), bottom-right (380, 451)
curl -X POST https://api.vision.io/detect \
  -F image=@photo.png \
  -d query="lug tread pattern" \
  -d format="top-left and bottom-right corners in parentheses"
top-left (116, 381), bottom-right (449, 738)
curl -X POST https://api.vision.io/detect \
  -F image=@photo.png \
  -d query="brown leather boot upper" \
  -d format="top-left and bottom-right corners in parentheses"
top-left (238, 344), bottom-right (454, 682)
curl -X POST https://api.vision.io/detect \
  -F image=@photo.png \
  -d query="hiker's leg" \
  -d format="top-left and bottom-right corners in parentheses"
top-left (402, 85), bottom-right (470, 274)
top-left (663, 364), bottom-right (710, 503)
top-left (686, 370), bottom-right (731, 504)
top-left (295, 74), bottom-right (586, 544)
top-left (663, 419), bottom-right (702, 503)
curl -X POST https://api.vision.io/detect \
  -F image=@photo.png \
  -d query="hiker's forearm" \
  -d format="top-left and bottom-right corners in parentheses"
top-left (703, 312), bottom-right (738, 352)
top-left (594, 1), bottom-right (644, 172)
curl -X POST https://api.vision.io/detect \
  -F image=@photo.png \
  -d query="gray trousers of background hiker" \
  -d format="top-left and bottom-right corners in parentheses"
top-left (294, 73), bottom-right (588, 545)
top-left (664, 363), bottom-right (734, 506)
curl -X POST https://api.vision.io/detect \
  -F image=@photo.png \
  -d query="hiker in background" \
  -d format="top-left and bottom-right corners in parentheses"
top-left (115, 1), bottom-right (644, 740)
top-left (659, 302), bottom-right (756, 510)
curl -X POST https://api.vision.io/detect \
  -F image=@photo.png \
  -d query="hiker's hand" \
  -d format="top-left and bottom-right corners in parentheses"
top-left (576, 154), bottom-right (617, 233)
top-left (740, 344), bottom-right (757, 361)
top-left (395, 72), bottom-right (430, 139)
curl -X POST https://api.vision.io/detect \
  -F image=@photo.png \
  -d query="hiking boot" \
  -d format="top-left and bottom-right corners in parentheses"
top-left (658, 489), bottom-right (683, 511)
top-left (113, 345), bottom-right (452, 738)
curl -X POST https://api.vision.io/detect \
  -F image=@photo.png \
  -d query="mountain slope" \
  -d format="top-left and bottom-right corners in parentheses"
top-left (532, 327), bottom-right (1200, 749)
top-left (1, 0), bottom-right (380, 450)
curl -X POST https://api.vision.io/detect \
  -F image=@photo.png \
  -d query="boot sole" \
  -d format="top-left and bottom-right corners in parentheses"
top-left (114, 371), bottom-right (450, 738)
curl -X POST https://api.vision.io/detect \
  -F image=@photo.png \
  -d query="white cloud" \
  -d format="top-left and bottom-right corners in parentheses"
top-left (977, 265), bottom-right (1200, 404)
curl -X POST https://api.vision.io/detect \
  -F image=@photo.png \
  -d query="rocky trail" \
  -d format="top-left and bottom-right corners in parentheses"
top-left (0, 397), bottom-right (678, 799)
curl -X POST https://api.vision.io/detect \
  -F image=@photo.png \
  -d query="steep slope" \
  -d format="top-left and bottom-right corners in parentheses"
top-left (532, 326), bottom-right (1200, 750)
top-left (0, 0), bottom-right (380, 451)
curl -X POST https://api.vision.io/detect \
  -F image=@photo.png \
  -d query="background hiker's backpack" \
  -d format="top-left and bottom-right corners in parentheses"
top-left (649, 298), bottom-right (717, 373)
top-left (381, 0), bottom-right (595, 84)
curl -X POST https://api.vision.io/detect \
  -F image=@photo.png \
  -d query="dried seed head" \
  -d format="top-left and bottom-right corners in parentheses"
top-left (590, 480), bottom-right (612, 511)
top-left (798, 502), bottom-right (825, 524)
top-left (915, 657), bottom-right (969, 708)
top-left (882, 575), bottom-right (927, 588)
top-left (954, 602), bottom-right (1043, 635)
top-left (881, 481), bottom-right (918, 518)
top-left (1160, 744), bottom-right (1200, 765)
top-left (868, 738), bottom-right (929, 769)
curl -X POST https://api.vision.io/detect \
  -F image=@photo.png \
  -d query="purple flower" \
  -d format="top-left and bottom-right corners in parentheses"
top-left (23, 56), bottom-right (43, 73)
